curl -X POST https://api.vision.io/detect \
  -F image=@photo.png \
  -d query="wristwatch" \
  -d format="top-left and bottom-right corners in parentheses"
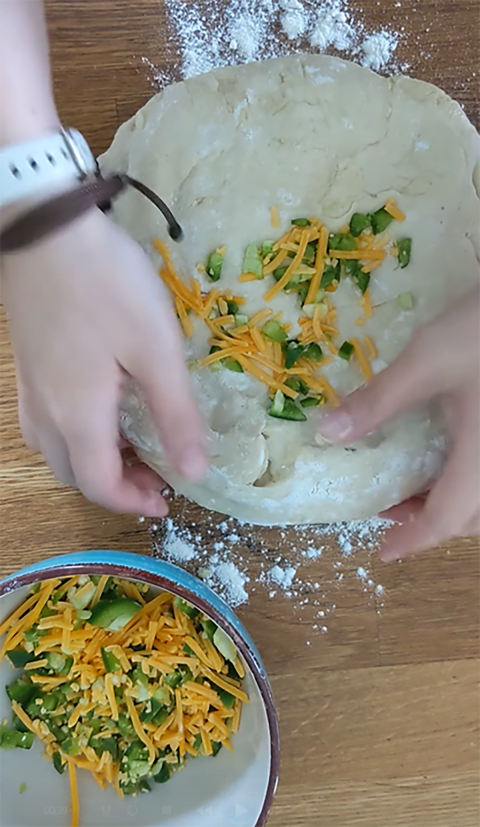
top-left (0, 127), bottom-right (98, 208)
top-left (0, 127), bottom-right (183, 253)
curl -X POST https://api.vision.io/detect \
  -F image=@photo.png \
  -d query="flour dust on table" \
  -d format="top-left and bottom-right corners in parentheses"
top-left (101, 54), bottom-right (480, 525)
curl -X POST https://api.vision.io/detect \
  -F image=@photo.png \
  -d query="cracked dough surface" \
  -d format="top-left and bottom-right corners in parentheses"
top-left (100, 54), bottom-right (480, 525)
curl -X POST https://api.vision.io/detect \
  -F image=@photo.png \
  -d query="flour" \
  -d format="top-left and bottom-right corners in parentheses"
top-left (154, 0), bottom-right (402, 90)
top-left (150, 508), bottom-right (389, 627)
top-left (361, 31), bottom-right (399, 72)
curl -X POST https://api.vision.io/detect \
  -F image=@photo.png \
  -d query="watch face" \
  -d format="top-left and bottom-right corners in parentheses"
top-left (63, 128), bottom-right (97, 175)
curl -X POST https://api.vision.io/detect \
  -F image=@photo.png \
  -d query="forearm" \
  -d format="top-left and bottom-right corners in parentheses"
top-left (0, 0), bottom-right (60, 146)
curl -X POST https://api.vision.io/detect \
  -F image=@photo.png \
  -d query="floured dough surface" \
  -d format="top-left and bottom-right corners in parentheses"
top-left (100, 54), bottom-right (480, 525)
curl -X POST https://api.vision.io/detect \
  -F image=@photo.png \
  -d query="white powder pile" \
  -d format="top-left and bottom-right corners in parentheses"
top-left (148, 509), bottom-right (390, 628)
top-left (152, 0), bottom-right (402, 90)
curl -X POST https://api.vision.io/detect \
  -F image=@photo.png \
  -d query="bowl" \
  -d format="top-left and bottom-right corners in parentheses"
top-left (0, 551), bottom-right (279, 827)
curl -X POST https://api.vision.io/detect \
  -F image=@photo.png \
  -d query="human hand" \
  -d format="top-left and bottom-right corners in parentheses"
top-left (1, 207), bottom-right (206, 516)
top-left (318, 287), bottom-right (480, 561)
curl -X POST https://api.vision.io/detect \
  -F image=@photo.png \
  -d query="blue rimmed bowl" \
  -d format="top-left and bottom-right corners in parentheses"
top-left (0, 551), bottom-right (280, 827)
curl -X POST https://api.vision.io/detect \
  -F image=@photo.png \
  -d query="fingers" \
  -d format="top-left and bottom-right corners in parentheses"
top-left (126, 306), bottom-right (207, 483)
top-left (64, 395), bottom-right (168, 516)
top-left (318, 325), bottom-right (450, 443)
top-left (380, 398), bottom-right (480, 562)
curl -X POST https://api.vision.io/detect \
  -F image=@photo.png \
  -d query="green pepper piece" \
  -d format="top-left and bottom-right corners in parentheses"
top-left (284, 341), bottom-right (305, 370)
top-left (286, 376), bottom-right (310, 396)
top-left (328, 234), bottom-right (357, 252)
top-left (273, 266), bottom-right (288, 282)
top-left (23, 626), bottom-right (48, 647)
top-left (193, 733), bottom-right (202, 752)
top-left (370, 208), bottom-right (394, 235)
top-left (53, 752), bottom-right (66, 774)
top-left (88, 598), bottom-right (141, 632)
top-left (211, 741), bottom-right (223, 757)
top-left (260, 241), bottom-right (274, 259)
top-left (300, 396), bottom-right (323, 408)
top-left (397, 238), bottom-right (412, 268)
top-left (302, 243), bottom-right (317, 266)
top-left (152, 707), bottom-right (170, 727)
top-left (342, 259), bottom-right (370, 294)
top-left (200, 617), bottom-right (217, 641)
top-left (242, 243), bottom-right (263, 278)
top-left (153, 762), bottom-right (171, 784)
top-left (46, 652), bottom-right (73, 675)
top-left (262, 320), bottom-right (288, 343)
top-left (349, 213), bottom-right (372, 237)
top-left (297, 283), bottom-right (309, 306)
top-left (6, 678), bottom-right (38, 707)
top-left (224, 358), bottom-right (244, 373)
top-left (173, 597), bottom-right (199, 620)
top-left (61, 736), bottom-right (80, 756)
top-left (89, 736), bottom-right (118, 760)
top-left (269, 398), bottom-right (307, 422)
top-left (397, 291), bottom-right (414, 310)
top-left (218, 688), bottom-right (236, 710)
top-left (268, 390), bottom-right (285, 418)
top-left (303, 343), bottom-right (323, 362)
top-left (183, 642), bottom-right (196, 659)
top-left (291, 218), bottom-right (311, 227)
top-left (165, 671), bottom-right (183, 690)
top-left (6, 649), bottom-right (37, 669)
top-left (226, 300), bottom-right (239, 315)
top-left (101, 648), bottom-right (121, 673)
top-left (117, 713), bottom-right (135, 740)
top-left (206, 251), bottom-right (224, 282)
top-left (30, 583), bottom-right (42, 594)
top-left (338, 341), bottom-right (354, 361)
top-left (0, 725), bottom-right (35, 750)
top-left (320, 265), bottom-right (339, 289)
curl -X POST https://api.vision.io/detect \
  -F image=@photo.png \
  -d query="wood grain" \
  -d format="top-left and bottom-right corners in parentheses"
top-left (1, 2), bottom-right (479, 825)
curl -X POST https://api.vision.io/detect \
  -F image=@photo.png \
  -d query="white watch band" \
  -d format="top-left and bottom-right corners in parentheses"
top-left (0, 128), bottom-right (97, 208)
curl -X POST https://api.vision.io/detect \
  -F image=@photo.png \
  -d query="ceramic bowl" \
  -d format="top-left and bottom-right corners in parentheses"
top-left (0, 551), bottom-right (279, 827)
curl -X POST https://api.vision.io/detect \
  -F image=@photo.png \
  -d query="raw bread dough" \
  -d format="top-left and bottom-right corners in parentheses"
top-left (100, 54), bottom-right (480, 525)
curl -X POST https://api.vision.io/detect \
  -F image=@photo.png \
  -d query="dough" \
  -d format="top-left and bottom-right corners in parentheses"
top-left (100, 54), bottom-right (480, 525)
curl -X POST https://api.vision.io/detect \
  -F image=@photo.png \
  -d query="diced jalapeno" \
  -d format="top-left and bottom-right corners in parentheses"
top-left (173, 597), bottom-right (199, 619)
top-left (397, 291), bottom-right (414, 310)
top-left (269, 398), bottom-right (307, 422)
top-left (211, 741), bottom-right (223, 757)
top-left (397, 238), bottom-right (412, 268)
top-left (338, 341), bottom-right (354, 360)
top-left (349, 213), bottom-right (372, 237)
top-left (206, 250), bottom-right (224, 282)
top-left (224, 358), bottom-right (244, 373)
top-left (89, 598), bottom-right (141, 632)
top-left (284, 341), bottom-right (305, 370)
top-left (370, 208), bottom-right (394, 235)
top-left (320, 265), bottom-right (339, 289)
top-left (300, 396), bottom-right (323, 408)
top-left (53, 752), bottom-right (66, 774)
top-left (243, 244), bottom-right (263, 278)
top-left (328, 234), bottom-right (357, 251)
top-left (0, 725), bottom-right (35, 750)
top-left (291, 218), bottom-right (311, 227)
top-left (227, 300), bottom-right (239, 315)
top-left (153, 762), bottom-right (171, 784)
top-left (262, 320), bottom-right (288, 343)
top-left (260, 241), bottom-right (274, 259)
top-left (303, 343), bottom-right (323, 362)
top-left (303, 243), bottom-right (317, 266)
top-left (101, 648), bottom-right (121, 672)
top-left (269, 390), bottom-right (285, 417)
top-left (235, 314), bottom-right (249, 326)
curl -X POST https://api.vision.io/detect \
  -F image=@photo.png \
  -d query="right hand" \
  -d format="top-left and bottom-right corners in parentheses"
top-left (318, 287), bottom-right (480, 561)
top-left (1, 207), bottom-right (207, 516)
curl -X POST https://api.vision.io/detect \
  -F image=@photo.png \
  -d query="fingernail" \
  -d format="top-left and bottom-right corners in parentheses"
top-left (143, 493), bottom-right (168, 518)
top-left (178, 446), bottom-right (208, 482)
top-left (318, 410), bottom-right (354, 442)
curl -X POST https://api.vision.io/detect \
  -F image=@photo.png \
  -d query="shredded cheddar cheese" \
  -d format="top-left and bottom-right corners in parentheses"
top-left (1, 578), bottom-right (248, 827)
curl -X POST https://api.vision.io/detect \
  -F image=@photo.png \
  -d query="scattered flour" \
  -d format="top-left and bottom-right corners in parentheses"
top-left (149, 0), bottom-right (402, 90)
top-left (151, 509), bottom-right (389, 627)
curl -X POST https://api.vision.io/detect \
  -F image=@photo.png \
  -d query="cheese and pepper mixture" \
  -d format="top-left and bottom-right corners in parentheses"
top-left (0, 577), bottom-right (247, 826)
top-left (155, 199), bottom-right (412, 422)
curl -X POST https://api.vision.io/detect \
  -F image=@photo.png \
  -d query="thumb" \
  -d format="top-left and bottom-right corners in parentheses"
top-left (318, 324), bottom-right (447, 444)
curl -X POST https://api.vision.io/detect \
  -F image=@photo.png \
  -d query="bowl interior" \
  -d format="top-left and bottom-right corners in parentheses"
top-left (0, 574), bottom-right (272, 827)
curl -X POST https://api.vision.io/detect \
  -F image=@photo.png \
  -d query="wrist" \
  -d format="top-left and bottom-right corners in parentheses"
top-left (0, 108), bottom-right (61, 149)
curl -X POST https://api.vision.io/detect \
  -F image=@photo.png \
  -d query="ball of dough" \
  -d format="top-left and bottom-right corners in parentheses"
top-left (100, 54), bottom-right (480, 525)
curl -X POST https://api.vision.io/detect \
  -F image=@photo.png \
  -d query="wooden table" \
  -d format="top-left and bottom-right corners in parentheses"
top-left (1, 2), bottom-right (479, 825)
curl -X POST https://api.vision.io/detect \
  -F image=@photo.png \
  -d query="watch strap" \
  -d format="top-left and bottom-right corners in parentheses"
top-left (0, 174), bottom-right (183, 253)
top-left (0, 129), bottom-right (97, 207)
